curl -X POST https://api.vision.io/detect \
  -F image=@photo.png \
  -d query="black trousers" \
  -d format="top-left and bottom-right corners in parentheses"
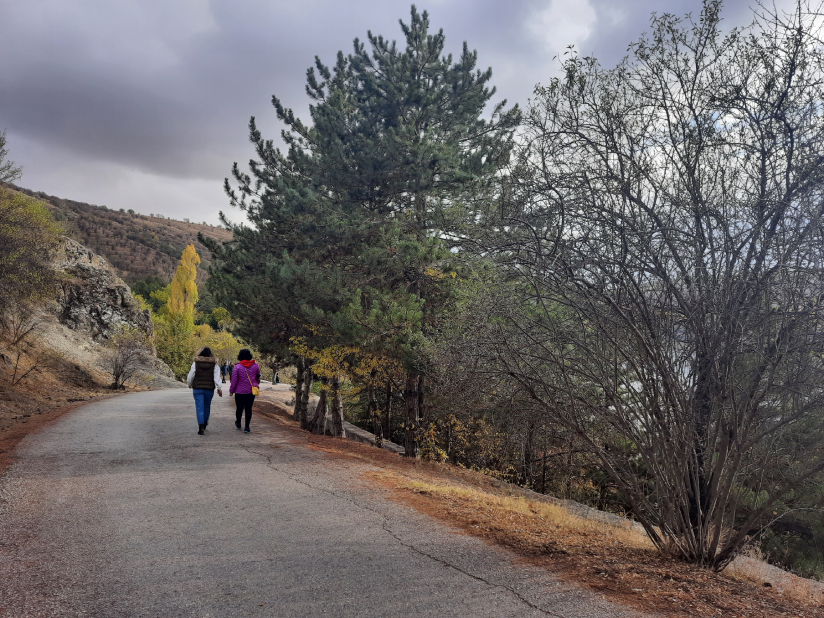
top-left (235, 393), bottom-right (255, 428)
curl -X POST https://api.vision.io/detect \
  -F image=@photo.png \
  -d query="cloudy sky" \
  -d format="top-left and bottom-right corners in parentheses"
top-left (0, 0), bottom-right (772, 225)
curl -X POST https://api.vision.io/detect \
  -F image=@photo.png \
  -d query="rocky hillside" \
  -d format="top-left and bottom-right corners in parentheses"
top-left (43, 237), bottom-right (177, 384)
top-left (0, 182), bottom-right (233, 283)
top-left (53, 238), bottom-right (154, 340)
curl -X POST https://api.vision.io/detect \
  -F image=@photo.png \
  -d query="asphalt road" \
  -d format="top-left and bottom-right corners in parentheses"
top-left (0, 389), bottom-right (650, 617)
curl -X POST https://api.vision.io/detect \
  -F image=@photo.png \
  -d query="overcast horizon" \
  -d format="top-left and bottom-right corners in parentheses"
top-left (0, 0), bottom-right (785, 226)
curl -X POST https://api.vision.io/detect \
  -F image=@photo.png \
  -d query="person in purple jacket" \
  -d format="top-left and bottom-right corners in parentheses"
top-left (229, 348), bottom-right (260, 433)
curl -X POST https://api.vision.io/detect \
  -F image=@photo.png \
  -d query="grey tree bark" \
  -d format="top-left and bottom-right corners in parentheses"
top-left (368, 368), bottom-right (382, 448)
top-left (383, 379), bottom-right (392, 443)
top-left (404, 373), bottom-right (419, 457)
top-left (308, 376), bottom-right (329, 434)
top-left (293, 357), bottom-right (305, 421)
top-left (329, 374), bottom-right (345, 438)
top-left (299, 362), bottom-right (314, 430)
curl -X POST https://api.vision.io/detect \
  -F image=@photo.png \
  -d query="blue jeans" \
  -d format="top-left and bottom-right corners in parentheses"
top-left (192, 389), bottom-right (215, 425)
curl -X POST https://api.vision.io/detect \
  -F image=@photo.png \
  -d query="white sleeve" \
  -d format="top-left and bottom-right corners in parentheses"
top-left (213, 364), bottom-right (221, 389)
top-left (186, 363), bottom-right (196, 387)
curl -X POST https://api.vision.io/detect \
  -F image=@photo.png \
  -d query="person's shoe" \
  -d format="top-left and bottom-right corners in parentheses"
top-left (244, 427), bottom-right (250, 433)
top-left (204, 421), bottom-right (208, 428)
top-left (235, 420), bottom-right (241, 429)
top-left (198, 424), bottom-right (205, 435)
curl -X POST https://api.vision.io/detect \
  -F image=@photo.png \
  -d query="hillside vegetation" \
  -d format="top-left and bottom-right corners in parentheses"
top-left (1, 182), bottom-right (232, 283)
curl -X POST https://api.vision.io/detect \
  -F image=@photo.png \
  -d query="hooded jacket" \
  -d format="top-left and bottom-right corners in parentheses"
top-left (186, 348), bottom-right (221, 390)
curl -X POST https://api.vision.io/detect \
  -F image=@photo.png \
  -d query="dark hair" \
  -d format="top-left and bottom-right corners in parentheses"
top-left (237, 348), bottom-right (253, 361)
top-left (200, 347), bottom-right (213, 357)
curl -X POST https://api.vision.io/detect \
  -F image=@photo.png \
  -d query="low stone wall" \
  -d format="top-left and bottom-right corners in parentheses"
top-left (256, 382), bottom-right (405, 454)
top-left (338, 419), bottom-right (405, 454)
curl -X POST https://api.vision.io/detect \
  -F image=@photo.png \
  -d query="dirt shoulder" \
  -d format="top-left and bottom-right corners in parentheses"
top-left (253, 401), bottom-right (824, 618)
top-left (0, 347), bottom-right (174, 475)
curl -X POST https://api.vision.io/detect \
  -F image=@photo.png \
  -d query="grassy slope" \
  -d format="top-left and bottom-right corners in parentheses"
top-left (2, 182), bottom-right (233, 283)
top-left (252, 396), bottom-right (824, 617)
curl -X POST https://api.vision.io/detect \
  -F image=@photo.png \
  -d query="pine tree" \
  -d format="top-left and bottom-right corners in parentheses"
top-left (207, 6), bottom-right (519, 453)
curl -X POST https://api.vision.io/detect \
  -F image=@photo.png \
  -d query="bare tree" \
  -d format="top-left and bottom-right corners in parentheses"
top-left (0, 300), bottom-right (41, 349)
top-left (102, 326), bottom-right (153, 390)
top-left (0, 300), bottom-right (44, 387)
top-left (472, 0), bottom-right (824, 569)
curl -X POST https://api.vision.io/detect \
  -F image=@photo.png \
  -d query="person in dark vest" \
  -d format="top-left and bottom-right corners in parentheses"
top-left (229, 348), bottom-right (260, 433)
top-left (186, 346), bottom-right (223, 435)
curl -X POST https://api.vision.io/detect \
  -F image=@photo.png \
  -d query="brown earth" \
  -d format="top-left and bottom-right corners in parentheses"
top-left (251, 393), bottom-right (824, 618)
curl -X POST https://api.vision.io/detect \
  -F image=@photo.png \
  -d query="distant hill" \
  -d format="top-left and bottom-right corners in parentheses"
top-left (2, 182), bottom-right (233, 283)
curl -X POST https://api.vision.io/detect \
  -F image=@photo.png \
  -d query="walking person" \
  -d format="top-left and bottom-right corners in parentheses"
top-left (221, 361), bottom-right (228, 383)
top-left (186, 346), bottom-right (222, 435)
top-left (229, 348), bottom-right (260, 434)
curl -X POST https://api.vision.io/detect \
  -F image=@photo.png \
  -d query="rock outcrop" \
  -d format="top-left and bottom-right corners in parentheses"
top-left (52, 237), bottom-right (153, 342)
top-left (42, 237), bottom-right (178, 385)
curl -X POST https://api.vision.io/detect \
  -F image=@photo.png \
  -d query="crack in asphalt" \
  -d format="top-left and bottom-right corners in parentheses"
top-left (238, 442), bottom-right (564, 618)
top-left (376, 518), bottom-right (562, 617)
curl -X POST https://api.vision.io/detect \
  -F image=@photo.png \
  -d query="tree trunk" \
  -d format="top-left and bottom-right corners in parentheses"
top-left (383, 379), bottom-right (392, 442)
top-left (404, 373), bottom-right (419, 457)
top-left (293, 357), bottom-right (305, 421)
top-left (541, 448), bottom-right (547, 495)
top-left (299, 362), bottom-right (314, 430)
top-left (308, 376), bottom-right (329, 434)
top-left (329, 374), bottom-right (345, 437)
top-left (417, 374), bottom-right (426, 425)
top-left (368, 368), bottom-right (382, 448)
top-left (523, 421), bottom-right (535, 488)
top-left (269, 360), bottom-right (281, 384)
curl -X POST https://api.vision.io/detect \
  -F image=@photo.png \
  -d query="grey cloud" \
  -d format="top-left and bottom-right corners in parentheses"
top-left (0, 0), bottom-right (774, 217)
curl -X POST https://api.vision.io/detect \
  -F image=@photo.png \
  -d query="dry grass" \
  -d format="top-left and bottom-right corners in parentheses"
top-left (392, 475), bottom-right (651, 550)
top-left (263, 414), bottom-right (824, 618)
top-left (3, 182), bottom-right (232, 282)
top-left (727, 554), bottom-right (824, 607)
top-left (366, 467), bottom-right (824, 617)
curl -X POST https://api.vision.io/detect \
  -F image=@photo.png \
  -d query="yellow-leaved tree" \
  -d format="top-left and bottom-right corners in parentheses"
top-left (151, 244), bottom-right (247, 380)
top-left (154, 244), bottom-right (201, 379)
top-left (167, 244), bottom-right (200, 323)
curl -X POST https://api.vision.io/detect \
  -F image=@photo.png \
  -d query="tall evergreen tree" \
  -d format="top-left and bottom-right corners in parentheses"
top-left (205, 6), bottom-right (519, 453)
